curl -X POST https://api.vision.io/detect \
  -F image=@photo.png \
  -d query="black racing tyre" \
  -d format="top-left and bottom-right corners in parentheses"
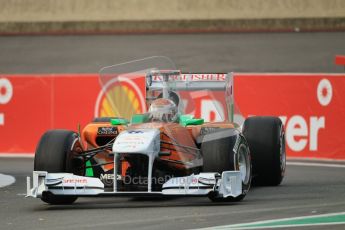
top-left (242, 116), bottom-right (286, 186)
top-left (92, 117), bottom-right (120, 122)
top-left (201, 129), bottom-right (251, 202)
top-left (34, 130), bottom-right (84, 204)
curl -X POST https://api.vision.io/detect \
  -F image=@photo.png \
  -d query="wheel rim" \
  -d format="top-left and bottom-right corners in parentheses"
top-left (238, 144), bottom-right (250, 184)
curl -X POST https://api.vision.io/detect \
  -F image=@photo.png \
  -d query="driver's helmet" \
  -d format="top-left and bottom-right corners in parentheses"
top-left (149, 98), bottom-right (178, 122)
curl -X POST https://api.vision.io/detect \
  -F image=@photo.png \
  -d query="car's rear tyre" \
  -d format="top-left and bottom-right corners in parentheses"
top-left (201, 129), bottom-right (251, 202)
top-left (242, 116), bottom-right (286, 186)
top-left (34, 130), bottom-right (84, 204)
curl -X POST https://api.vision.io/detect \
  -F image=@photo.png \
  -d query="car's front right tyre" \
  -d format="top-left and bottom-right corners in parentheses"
top-left (34, 130), bottom-right (84, 204)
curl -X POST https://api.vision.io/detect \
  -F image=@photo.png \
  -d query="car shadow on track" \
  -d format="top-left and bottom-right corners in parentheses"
top-left (29, 185), bottom-right (297, 211)
top-left (31, 196), bottom-right (246, 211)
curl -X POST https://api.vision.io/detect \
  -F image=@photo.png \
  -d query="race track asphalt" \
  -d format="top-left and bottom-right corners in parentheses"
top-left (0, 32), bottom-right (344, 74)
top-left (0, 158), bottom-right (345, 230)
top-left (0, 32), bottom-right (345, 230)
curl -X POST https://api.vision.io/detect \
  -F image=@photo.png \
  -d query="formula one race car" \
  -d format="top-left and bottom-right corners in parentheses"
top-left (27, 56), bottom-right (286, 204)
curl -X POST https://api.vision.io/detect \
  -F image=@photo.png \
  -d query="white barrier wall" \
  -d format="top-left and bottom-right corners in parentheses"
top-left (0, 0), bottom-right (344, 22)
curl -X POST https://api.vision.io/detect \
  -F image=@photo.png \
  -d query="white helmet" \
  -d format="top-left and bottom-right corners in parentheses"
top-left (149, 98), bottom-right (178, 122)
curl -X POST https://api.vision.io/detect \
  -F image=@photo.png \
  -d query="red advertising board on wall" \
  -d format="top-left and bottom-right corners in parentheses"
top-left (0, 73), bottom-right (345, 160)
top-left (0, 74), bottom-right (101, 154)
top-left (235, 74), bottom-right (345, 160)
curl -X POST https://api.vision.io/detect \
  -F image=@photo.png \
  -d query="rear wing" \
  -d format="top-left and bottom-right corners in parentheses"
top-left (149, 73), bottom-right (228, 90)
top-left (98, 57), bottom-right (236, 123)
top-left (146, 72), bottom-right (234, 122)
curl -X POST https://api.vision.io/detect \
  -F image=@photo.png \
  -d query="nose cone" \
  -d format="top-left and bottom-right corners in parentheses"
top-left (112, 129), bottom-right (160, 155)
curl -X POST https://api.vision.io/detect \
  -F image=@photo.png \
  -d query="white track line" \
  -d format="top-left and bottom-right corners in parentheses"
top-left (287, 157), bottom-right (345, 163)
top-left (207, 222), bottom-right (345, 230)
top-left (0, 174), bottom-right (16, 188)
top-left (0, 153), bottom-right (34, 158)
top-left (287, 162), bottom-right (345, 168)
top-left (196, 211), bottom-right (345, 230)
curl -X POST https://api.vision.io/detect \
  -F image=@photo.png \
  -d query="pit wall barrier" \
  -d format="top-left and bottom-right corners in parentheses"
top-left (1, 0), bottom-right (344, 22)
top-left (1, 73), bottom-right (345, 160)
top-left (0, 0), bottom-right (344, 33)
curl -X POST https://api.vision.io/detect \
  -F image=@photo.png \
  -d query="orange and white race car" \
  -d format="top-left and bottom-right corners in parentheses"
top-left (27, 57), bottom-right (286, 204)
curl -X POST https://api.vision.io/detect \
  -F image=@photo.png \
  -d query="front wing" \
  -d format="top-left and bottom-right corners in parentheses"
top-left (27, 171), bottom-right (242, 199)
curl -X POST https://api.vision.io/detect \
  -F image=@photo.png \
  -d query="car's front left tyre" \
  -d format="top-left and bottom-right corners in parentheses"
top-left (201, 129), bottom-right (252, 202)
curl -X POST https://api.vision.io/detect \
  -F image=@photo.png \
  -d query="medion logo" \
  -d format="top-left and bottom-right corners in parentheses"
top-left (100, 174), bottom-right (121, 180)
